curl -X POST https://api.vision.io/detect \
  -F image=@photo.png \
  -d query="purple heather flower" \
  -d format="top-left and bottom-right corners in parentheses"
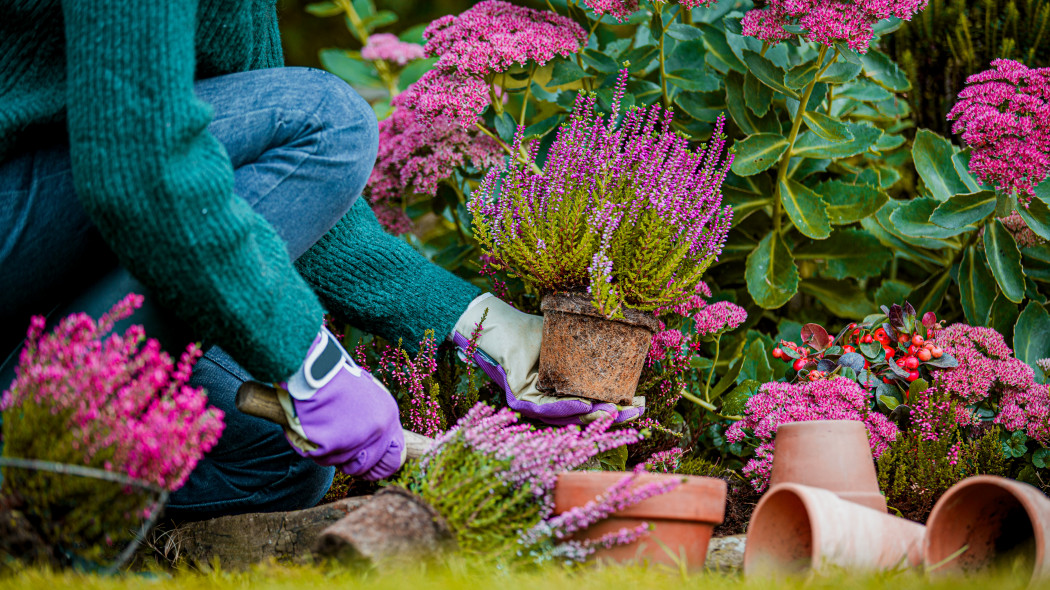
top-left (947, 59), bottom-right (1050, 204)
top-left (361, 33), bottom-right (426, 66)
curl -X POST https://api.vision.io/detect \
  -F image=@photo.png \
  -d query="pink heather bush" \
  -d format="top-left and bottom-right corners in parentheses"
top-left (423, 0), bottom-right (586, 77)
top-left (411, 403), bottom-right (676, 563)
top-left (361, 33), bottom-right (426, 66)
top-left (726, 378), bottom-right (899, 491)
top-left (948, 59), bottom-right (1050, 204)
top-left (365, 105), bottom-right (502, 234)
top-left (1, 294), bottom-right (224, 491)
top-left (919, 323), bottom-right (1050, 444)
top-left (742, 0), bottom-right (928, 53)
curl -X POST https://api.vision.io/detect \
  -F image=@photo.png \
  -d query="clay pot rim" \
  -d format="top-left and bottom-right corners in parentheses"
top-left (552, 471), bottom-right (727, 522)
top-left (541, 292), bottom-right (661, 333)
top-left (777, 419), bottom-right (869, 431)
top-left (923, 474), bottom-right (1047, 574)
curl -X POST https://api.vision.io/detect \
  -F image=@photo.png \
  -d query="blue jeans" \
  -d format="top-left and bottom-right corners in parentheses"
top-left (0, 67), bottom-right (380, 519)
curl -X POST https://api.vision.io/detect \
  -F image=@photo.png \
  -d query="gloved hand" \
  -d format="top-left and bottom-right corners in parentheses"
top-left (452, 293), bottom-right (645, 425)
top-left (275, 327), bottom-right (404, 480)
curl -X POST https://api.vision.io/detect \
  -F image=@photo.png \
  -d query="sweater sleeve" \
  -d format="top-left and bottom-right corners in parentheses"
top-left (296, 198), bottom-right (482, 351)
top-left (62, 0), bottom-right (322, 382)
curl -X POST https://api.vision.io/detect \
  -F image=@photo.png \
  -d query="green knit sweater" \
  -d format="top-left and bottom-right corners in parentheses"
top-left (0, 0), bottom-right (480, 382)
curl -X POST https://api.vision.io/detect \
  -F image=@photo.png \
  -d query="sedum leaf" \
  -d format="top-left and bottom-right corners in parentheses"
top-left (746, 231), bottom-right (800, 309)
top-left (984, 218), bottom-right (1026, 304)
top-left (779, 178), bottom-right (832, 239)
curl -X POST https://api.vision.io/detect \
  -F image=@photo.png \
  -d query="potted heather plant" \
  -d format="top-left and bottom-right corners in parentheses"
top-left (470, 72), bottom-right (734, 405)
top-left (0, 294), bottom-right (224, 568)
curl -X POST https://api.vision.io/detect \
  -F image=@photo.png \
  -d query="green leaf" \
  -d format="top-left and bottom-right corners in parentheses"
top-left (779, 178), bottom-right (832, 239)
top-left (930, 191), bottom-right (997, 229)
top-left (815, 181), bottom-right (888, 225)
top-left (667, 23), bottom-right (703, 41)
top-left (799, 279), bottom-right (876, 318)
top-left (987, 293), bottom-right (1020, 344)
top-left (957, 246), bottom-right (997, 326)
top-left (1004, 431), bottom-right (1029, 458)
top-left (305, 1), bottom-right (343, 16)
top-left (721, 380), bottom-right (760, 416)
top-left (913, 129), bottom-right (972, 201)
top-left (818, 61), bottom-right (863, 84)
top-left (984, 219), bottom-right (1026, 303)
top-left (889, 197), bottom-right (976, 239)
top-left (860, 49), bottom-right (910, 92)
top-left (698, 23), bottom-right (746, 74)
top-left (361, 10), bottom-right (397, 31)
top-left (523, 114), bottom-right (563, 139)
top-left (675, 90), bottom-right (725, 123)
top-left (548, 60), bottom-right (589, 86)
top-left (1015, 302), bottom-right (1050, 377)
top-left (1017, 196), bottom-right (1050, 241)
top-left (740, 340), bottom-right (774, 384)
top-left (622, 45), bottom-right (660, 74)
top-left (792, 122), bottom-right (882, 159)
top-left (724, 72), bottom-right (780, 135)
top-left (785, 60), bottom-right (819, 90)
top-left (1034, 447), bottom-right (1050, 469)
top-left (741, 50), bottom-right (799, 99)
top-left (795, 229), bottom-right (891, 280)
top-left (837, 80), bottom-right (892, 103)
top-left (746, 231), bottom-right (800, 309)
top-left (666, 69), bottom-right (722, 92)
top-left (875, 280), bottom-right (913, 306)
top-left (318, 49), bottom-right (381, 87)
top-left (731, 134), bottom-right (789, 177)
top-left (744, 73), bottom-right (773, 117)
top-left (802, 111), bottom-right (854, 142)
top-left (908, 270), bottom-right (952, 317)
top-left (495, 112), bottom-right (516, 142)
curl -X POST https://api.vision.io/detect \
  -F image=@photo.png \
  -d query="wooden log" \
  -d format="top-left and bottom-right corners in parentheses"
top-left (314, 487), bottom-right (453, 566)
top-left (235, 381), bottom-right (436, 460)
top-left (163, 497), bottom-right (370, 568)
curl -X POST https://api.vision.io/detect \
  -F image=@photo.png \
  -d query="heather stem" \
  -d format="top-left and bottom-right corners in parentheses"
top-left (772, 45), bottom-right (832, 235)
top-left (474, 123), bottom-right (543, 175)
top-left (704, 335), bottom-right (721, 402)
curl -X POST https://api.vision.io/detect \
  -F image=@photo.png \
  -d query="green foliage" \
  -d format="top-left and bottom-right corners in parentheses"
top-left (398, 438), bottom-right (543, 564)
top-left (877, 418), bottom-right (1007, 522)
top-left (890, 0), bottom-right (1050, 133)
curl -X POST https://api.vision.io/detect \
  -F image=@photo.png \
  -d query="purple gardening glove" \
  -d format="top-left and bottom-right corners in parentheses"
top-left (275, 327), bottom-right (404, 480)
top-left (451, 294), bottom-right (645, 426)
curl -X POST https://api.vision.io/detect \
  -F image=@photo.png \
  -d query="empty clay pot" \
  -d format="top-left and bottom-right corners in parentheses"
top-left (768, 420), bottom-right (887, 512)
top-left (537, 293), bottom-right (660, 405)
top-left (552, 471), bottom-right (726, 570)
top-left (743, 483), bottom-right (925, 575)
top-left (925, 475), bottom-right (1050, 582)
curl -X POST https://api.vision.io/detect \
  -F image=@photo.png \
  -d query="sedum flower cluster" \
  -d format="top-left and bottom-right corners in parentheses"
top-left (361, 33), bottom-right (426, 66)
top-left (742, 0), bottom-right (929, 53)
top-left (915, 323), bottom-right (1050, 444)
top-left (947, 59), bottom-right (1050, 204)
top-left (726, 377), bottom-right (899, 491)
top-left (470, 72), bottom-right (734, 318)
top-left (399, 403), bottom-right (678, 565)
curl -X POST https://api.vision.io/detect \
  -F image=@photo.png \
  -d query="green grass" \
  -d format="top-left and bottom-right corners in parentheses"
top-left (2, 561), bottom-right (1048, 590)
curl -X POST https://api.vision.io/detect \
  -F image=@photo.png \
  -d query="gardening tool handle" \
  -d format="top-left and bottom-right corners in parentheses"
top-left (235, 381), bottom-right (435, 461)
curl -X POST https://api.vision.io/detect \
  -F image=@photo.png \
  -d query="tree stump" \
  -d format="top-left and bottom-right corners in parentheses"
top-left (314, 487), bottom-right (454, 566)
top-left (163, 497), bottom-right (370, 569)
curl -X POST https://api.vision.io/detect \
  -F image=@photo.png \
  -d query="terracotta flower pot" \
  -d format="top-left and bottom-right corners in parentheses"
top-left (537, 293), bottom-right (660, 405)
top-left (743, 483), bottom-right (925, 575)
top-left (552, 471), bottom-right (726, 570)
top-left (768, 420), bottom-right (887, 512)
top-left (925, 475), bottom-right (1050, 582)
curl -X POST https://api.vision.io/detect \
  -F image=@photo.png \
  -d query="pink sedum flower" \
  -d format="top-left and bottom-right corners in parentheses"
top-left (742, 0), bottom-right (928, 53)
top-left (726, 377), bottom-right (899, 491)
top-left (948, 59), bottom-right (1050, 204)
top-left (423, 0), bottom-right (586, 77)
top-left (361, 33), bottom-right (426, 66)
top-left (1000, 211), bottom-right (1046, 248)
top-left (582, 0), bottom-right (641, 22)
top-left (692, 300), bottom-right (747, 336)
top-left (394, 69), bottom-right (491, 129)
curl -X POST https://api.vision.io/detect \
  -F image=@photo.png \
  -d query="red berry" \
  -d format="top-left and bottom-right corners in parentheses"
top-left (918, 349), bottom-right (932, 362)
top-left (898, 333), bottom-right (909, 344)
top-left (931, 346), bottom-right (944, 359)
top-left (903, 356), bottom-right (919, 370)
top-left (807, 372), bottom-right (820, 381)
top-left (843, 345), bottom-right (855, 353)
top-left (773, 347), bottom-right (784, 359)
top-left (907, 371), bottom-right (920, 382)
top-left (912, 335), bottom-right (925, 346)
top-left (885, 348), bottom-right (896, 359)
top-left (862, 335), bottom-right (874, 344)
top-left (874, 328), bottom-right (888, 342)
top-left (908, 344), bottom-right (918, 355)
top-left (793, 358), bottom-right (807, 371)
top-left (882, 377), bottom-right (895, 384)
top-left (852, 328), bottom-right (861, 336)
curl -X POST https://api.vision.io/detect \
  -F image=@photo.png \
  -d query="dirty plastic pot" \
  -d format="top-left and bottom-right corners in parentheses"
top-left (537, 293), bottom-right (660, 405)
top-left (743, 483), bottom-right (924, 575)
top-left (768, 420), bottom-right (887, 512)
top-left (553, 471), bottom-right (726, 570)
top-left (925, 475), bottom-right (1050, 582)
top-left (314, 487), bottom-right (454, 566)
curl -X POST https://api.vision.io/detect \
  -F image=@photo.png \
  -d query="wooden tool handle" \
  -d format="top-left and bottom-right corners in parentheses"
top-left (235, 381), bottom-right (435, 461)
